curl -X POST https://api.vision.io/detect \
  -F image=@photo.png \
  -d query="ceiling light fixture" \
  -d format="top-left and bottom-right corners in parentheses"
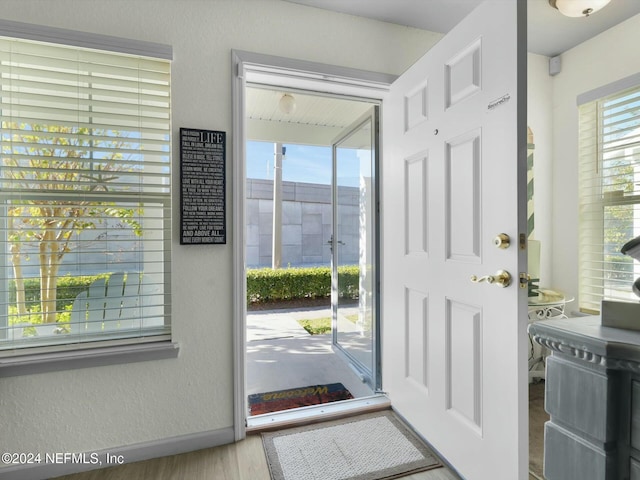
top-left (278, 93), bottom-right (296, 115)
top-left (549, 0), bottom-right (611, 17)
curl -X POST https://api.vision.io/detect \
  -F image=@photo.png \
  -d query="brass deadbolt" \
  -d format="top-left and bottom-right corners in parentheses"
top-left (494, 233), bottom-right (510, 249)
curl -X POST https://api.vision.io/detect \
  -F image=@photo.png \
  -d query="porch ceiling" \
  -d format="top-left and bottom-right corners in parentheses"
top-left (246, 86), bottom-right (373, 146)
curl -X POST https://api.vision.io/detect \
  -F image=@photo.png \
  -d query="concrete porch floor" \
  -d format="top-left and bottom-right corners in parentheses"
top-left (246, 305), bottom-right (375, 412)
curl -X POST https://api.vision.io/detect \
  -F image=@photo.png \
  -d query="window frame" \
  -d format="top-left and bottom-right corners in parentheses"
top-left (578, 73), bottom-right (640, 313)
top-left (0, 20), bottom-right (177, 376)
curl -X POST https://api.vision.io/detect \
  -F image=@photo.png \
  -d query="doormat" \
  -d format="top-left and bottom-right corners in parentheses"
top-left (249, 383), bottom-right (353, 416)
top-left (262, 410), bottom-right (442, 480)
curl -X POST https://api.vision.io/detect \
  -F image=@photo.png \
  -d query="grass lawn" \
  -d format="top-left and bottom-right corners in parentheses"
top-left (298, 317), bottom-right (332, 335)
top-left (297, 314), bottom-right (359, 335)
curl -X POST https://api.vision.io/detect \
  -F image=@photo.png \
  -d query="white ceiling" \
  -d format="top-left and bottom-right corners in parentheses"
top-left (285, 0), bottom-right (640, 57)
top-left (248, 0), bottom-right (640, 146)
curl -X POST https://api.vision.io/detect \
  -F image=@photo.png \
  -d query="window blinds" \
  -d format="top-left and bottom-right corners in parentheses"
top-left (578, 85), bottom-right (640, 312)
top-left (0, 36), bottom-right (172, 352)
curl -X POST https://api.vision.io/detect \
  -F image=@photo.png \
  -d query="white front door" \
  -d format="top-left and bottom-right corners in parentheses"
top-left (381, 2), bottom-right (528, 479)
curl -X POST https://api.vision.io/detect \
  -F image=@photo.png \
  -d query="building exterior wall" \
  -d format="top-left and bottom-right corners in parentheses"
top-left (246, 178), bottom-right (359, 268)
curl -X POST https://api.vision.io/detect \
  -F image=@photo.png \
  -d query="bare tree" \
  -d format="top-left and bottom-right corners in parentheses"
top-left (3, 123), bottom-right (141, 323)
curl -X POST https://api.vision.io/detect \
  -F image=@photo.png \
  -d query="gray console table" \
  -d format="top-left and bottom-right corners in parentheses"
top-left (528, 316), bottom-right (640, 480)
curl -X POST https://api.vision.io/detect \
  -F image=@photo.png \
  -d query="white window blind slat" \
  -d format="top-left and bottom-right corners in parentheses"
top-left (0, 94), bottom-right (171, 118)
top-left (0, 107), bottom-right (170, 129)
top-left (0, 69), bottom-right (171, 97)
top-left (0, 116), bottom-right (169, 137)
top-left (0, 36), bottom-right (172, 354)
top-left (0, 36), bottom-right (171, 71)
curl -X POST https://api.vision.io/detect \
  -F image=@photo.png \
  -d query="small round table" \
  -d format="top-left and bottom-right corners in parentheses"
top-left (527, 295), bottom-right (574, 381)
top-left (528, 296), bottom-right (575, 321)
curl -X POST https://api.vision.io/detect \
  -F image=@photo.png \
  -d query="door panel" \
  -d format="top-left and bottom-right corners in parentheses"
top-left (382, 2), bottom-right (527, 479)
top-left (445, 298), bottom-right (482, 433)
top-left (445, 38), bottom-right (482, 109)
top-left (405, 153), bottom-right (429, 255)
top-left (332, 107), bottom-right (379, 390)
top-left (405, 287), bottom-right (428, 389)
top-left (446, 130), bottom-right (481, 261)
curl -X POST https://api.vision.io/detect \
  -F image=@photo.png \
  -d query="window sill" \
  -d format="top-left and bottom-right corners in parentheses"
top-left (0, 341), bottom-right (179, 378)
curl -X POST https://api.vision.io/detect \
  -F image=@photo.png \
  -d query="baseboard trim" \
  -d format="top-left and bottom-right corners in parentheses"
top-left (0, 427), bottom-right (235, 480)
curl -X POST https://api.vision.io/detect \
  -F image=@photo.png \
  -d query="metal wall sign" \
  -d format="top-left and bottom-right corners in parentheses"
top-left (180, 128), bottom-right (226, 244)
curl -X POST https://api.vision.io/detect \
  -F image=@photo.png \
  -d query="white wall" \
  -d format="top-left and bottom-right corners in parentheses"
top-left (0, 0), bottom-right (442, 469)
top-left (527, 53), bottom-right (554, 287)
top-left (550, 13), bottom-right (640, 306)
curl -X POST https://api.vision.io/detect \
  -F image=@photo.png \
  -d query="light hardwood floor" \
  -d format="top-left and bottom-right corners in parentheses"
top-left (52, 433), bottom-right (548, 479)
top-left (55, 434), bottom-right (461, 480)
top-left (55, 388), bottom-right (548, 480)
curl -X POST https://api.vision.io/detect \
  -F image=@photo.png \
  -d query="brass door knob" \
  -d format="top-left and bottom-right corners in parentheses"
top-left (494, 233), bottom-right (510, 249)
top-left (470, 270), bottom-right (512, 288)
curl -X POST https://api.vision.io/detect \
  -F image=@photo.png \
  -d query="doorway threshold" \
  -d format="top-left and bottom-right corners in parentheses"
top-left (246, 394), bottom-right (390, 432)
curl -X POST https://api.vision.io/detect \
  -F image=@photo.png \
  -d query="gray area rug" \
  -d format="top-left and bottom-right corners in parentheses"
top-left (262, 410), bottom-right (442, 480)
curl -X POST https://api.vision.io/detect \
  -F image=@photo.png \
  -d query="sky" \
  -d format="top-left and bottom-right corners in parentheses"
top-left (246, 141), bottom-right (364, 187)
top-left (247, 141), bottom-right (331, 185)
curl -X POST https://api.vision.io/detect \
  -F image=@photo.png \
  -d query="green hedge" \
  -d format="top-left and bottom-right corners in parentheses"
top-left (11, 268), bottom-right (360, 309)
top-left (605, 254), bottom-right (633, 281)
top-left (9, 274), bottom-right (108, 311)
top-left (247, 266), bottom-right (359, 304)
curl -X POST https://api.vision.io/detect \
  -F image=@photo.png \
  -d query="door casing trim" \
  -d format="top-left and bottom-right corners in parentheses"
top-left (231, 50), bottom-right (395, 441)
